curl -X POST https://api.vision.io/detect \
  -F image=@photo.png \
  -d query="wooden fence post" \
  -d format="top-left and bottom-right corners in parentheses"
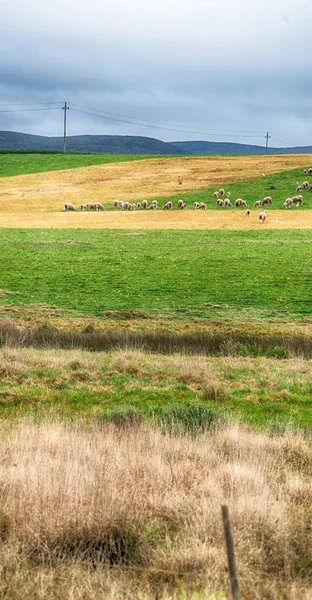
top-left (221, 505), bottom-right (240, 600)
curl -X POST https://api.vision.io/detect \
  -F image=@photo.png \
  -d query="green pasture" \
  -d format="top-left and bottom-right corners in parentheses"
top-left (0, 228), bottom-right (311, 319)
top-left (0, 152), bottom-right (161, 178)
top-left (149, 167), bottom-right (312, 210)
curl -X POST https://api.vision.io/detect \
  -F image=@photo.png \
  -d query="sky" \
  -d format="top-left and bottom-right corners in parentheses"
top-left (1, 0), bottom-right (311, 147)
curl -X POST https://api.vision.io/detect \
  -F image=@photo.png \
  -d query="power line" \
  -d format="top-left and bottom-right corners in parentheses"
top-left (69, 102), bottom-right (265, 135)
top-left (0, 101), bottom-right (63, 107)
top-left (0, 107), bottom-right (61, 113)
top-left (70, 106), bottom-right (264, 138)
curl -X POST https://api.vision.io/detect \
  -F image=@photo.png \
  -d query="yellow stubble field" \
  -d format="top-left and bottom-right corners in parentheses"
top-left (0, 154), bottom-right (311, 229)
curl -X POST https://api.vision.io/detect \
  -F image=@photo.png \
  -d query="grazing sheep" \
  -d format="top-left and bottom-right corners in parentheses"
top-left (235, 198), bottom-right (243, 207)
top-left (254, 200), bottom-right (262, 208)
top-left (94, 202), bottom-right (104, 211)
top-left (163, 201), bottom-right (173, 210)
top-left (258, 210), bottom-right (268, 223)
top-left (179, 202), bottom-right (187, 210)
top-left (224, 199), bottom-right (231, 207)
top-left (241, 200), bottom-right (247, 207)
top-left (226, 191), bottom-right (231, 198)
top-left (296, 185), bottom-right (303, 192)
top-left (131, 203), bottom-right (137, 210)
top-left (80, 204), bottom-right (87, 210)
top-left (177, 199), bottom-right (184, 208)
top-left (64, 203), bottom-right (76, 211)
top-left (119, 201), bottom-right (125, 209)
top-left (86, 203), bottom-right (96, 210)
top-left (137, 202), bottom-right (141, 209)
top-left (148, 203), bottom-right (156, 210)
top-left (219, 188), bottom-right (225, 196)
top-left (292, 195), bottom-right (303, 204)
top-left (308, 168), bottom-right (312, 174)
top-left (246, 209), bottom-right (251, 217)
top-left (213, 191), bottom-right (220, 198)
top-left (217, 199), bottom-right (224, 207)
top-left (198, 202), bottom-right (207, 210)
top-left (141, 200), bottom-right (148, 209)
top-left (194, 202), bottom-right (200, 209)
top-left (113, 200), bottom-right (119, 208)
top-left (122, 202), bottom-right (130, 210)
top-left (152, 200), bottom-right (158, 208)
top-left (303, 181), bottom-right (309, 189)
top-left (283, 201), bottom-right (290, 209)
top-left (304, 169), bottom-right (307, 175)
top-left (262, 196), bottom-right (272, 206)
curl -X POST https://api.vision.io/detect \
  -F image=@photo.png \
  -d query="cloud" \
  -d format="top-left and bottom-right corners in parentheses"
top-left (0, 0), bottom-right (311, 146)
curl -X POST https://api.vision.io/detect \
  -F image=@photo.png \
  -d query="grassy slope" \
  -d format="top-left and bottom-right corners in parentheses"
top-left (0, 348), bottom-right (311, 429)
top-left (0, 152), bottom-right (164, 178)
top-left (148, 167), bottom-right (312, 210)
top-left (0, 229), bottom-right (311, 319)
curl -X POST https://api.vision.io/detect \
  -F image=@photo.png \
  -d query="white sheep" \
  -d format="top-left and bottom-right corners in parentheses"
top-left (177, 199), bottom-right (184, 208)
top-left (141, 200), bottom-right (148, 209)
top-left (137, 202), bottom-right (141, 209)
top-left (226, 191), bottom-right (231, 198)
top-left (296, 185), bottom-right (303, 192)
top-left (308, 168), bottom-right (312, 174)
top-left (213, 191), bottom-right (220, 198)
top-left (303, 181), bottom-right (309, 189)
top-left (254, 200), bottom-right (262, 208)
top-left (113, 200), bottom-right (119, 208)
top-left (194, 202), bottom-right (200, 209)
top-left (224, 199), bottom-right (231, 207)
top-left (163, 201), bottom-right (173, 210)
top-left (245, 209), bottom-right (251, 217)
top-left (235, 198), bottom-right (243, 207)
top-left (94, 202), bottom-right (104, 211)
top-left (262, 196), bottom-right (272, 206)
top-left (86, 203), bottom-right (96, 210)
top-left (258, 210), bottom-right (268, 223)
top-left (64, 203), bottom-right (76, 211)
top-left (219, 188), bottom-right (225, 196)
top-left (80, 204), bottom-right (87, 210)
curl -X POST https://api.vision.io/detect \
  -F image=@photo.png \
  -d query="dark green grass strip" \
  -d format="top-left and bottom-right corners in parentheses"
top-left (0, 229), bottom-right (311, 318)
top-left (0, 153), bottom-right (169, 178)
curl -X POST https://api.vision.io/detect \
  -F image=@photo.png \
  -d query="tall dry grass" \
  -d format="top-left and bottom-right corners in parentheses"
top-left (0, 422), bottom-right (311, 599)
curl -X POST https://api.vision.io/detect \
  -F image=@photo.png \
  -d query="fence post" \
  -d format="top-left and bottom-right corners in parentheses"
top-left (221, 505), bottom-right (240, 600)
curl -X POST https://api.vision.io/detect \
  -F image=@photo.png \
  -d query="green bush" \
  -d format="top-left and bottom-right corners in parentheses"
top-left (265, 346), bottom-right (290, 359)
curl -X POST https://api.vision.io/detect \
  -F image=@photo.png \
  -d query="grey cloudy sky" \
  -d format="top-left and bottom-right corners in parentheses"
top-left (1, 0), bottom-right (311, 146)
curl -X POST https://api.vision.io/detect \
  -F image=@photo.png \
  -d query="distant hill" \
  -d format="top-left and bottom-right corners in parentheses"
top-left (0, 131), bottom-right (311, 155)
top-left (0, 132), bottom-right (183, 155)
top-left (171, 140), bottom-right (312, 155)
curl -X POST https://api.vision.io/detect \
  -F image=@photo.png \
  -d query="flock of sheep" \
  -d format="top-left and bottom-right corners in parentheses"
top-left (64, 167), bottom-right (312, 223)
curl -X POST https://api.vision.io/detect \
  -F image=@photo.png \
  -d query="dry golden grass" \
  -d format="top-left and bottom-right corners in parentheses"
top-left (1, 208), bottom-right (312, 229)
top-left (0, 154), bottom-right (310, 229)
top-left (0, 421), bottom-right (311, 599)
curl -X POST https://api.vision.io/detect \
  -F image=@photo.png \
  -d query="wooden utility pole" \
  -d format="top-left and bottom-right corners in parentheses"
top-left (265, 131), bottom-right (270, 154)
top-left (62, 102), bottom-right (69, 153)
top-left (221, 505), bottom-right (240, 600)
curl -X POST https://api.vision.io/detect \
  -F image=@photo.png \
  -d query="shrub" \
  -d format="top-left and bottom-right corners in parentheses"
top-left (155, 403), bottom-right (221, 437)
top-left (265, 346), bottom-right (290, 359)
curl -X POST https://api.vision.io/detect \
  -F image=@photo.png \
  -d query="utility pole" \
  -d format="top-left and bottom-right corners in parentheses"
top-left (265, 131), bottom-right (270, 154)
top-left (62, 102), bottom-right (69, 153)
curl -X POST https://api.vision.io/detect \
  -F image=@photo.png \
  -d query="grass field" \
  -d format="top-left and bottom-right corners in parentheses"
top-left (0, 228), bottom-right (311, 318)
top-left (0, 155), bottom-right (311, 224)
top-left (0, 152), bottom-right (161, 178)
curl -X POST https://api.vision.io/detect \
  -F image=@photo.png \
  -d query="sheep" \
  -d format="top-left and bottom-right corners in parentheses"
top-left (64, 203), bottom-right (76, 211)
top-left (94, 202), bottom-right (104, 211)
top-left (235, 198), bottom-right (243, 207)
top-left (262, 196), bottom-right (272, 206)
top-left (254, 200), bottom-right (262, 208)
top-left (152, 200), bottom-right (158, 207)
top-left (122, 202), bottom-right (130, 211)
top-left (149, 203), bottom-right (156, 210)
top-left (224, 199), bottom-right (231, 207)
top-left (283, 201), bottom-right (290, 209)
top-left (245, 209), bottom-right (251, 217)
top-left (219, 188), bottom-right (225, 196)
top-left (141, 200), bottom-right (148, 209)
top-left (258, 210), bottom-right (268, 223)
top-left (177, 199), bottom-right (184, 208)
top-left (303, 181), bottom-right (309, 189)
top-left (296, 185), bottom-right (303, 192)
top-left (131, 203), bottom-right (137, 210)
top-left (119, 201), bottom-right (125, 209)
top-left (226, 191), bottom-right (231, 198)
top-left (163, 201), bottom-right (173, 210)
top-left (217, 199), bottom-right (224, 207)
top-left (292, 195), bottom-right (303, 204)
top-left (198, 202), bottom-right (207, 210)
top-left (304, 169), bottom-right (307, 175)
top-left (213, 191), bottom-right (220, 198)
top-left (86, 203), bottom-right (96, 210)
top-left (194, 202), bottom-right (200, 209)
top-left (179, 202), bottom-right (187, 210)
top-left (80, 204), bottom-right (87, 210)
top-left (113, 200), bottom-right (119, 208)
top-left (308, 168), bottom-right (312, 174)
top-left (241, 200), bottom-right (247, 207)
